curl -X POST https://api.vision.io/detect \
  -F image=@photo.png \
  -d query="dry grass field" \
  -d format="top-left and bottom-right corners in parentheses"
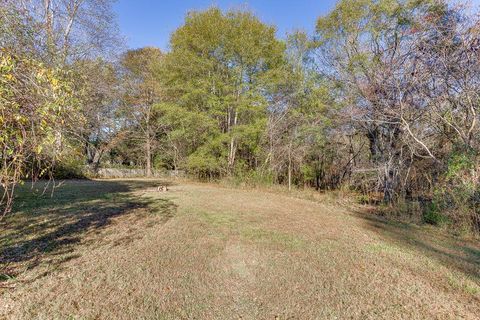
top-left (1, 179), bottom-right (479, 319)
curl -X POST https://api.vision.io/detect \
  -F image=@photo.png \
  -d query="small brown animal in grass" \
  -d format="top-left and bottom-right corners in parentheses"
top-left (157, 185), bottom-right (168, 192)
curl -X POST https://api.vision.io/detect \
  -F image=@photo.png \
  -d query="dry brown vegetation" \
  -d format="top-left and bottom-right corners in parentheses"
top-left (0, 179), bottom-right (479, 319)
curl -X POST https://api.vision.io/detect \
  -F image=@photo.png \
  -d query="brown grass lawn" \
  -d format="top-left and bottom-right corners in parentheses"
top-left (1, 179), bottom-right (479, 319)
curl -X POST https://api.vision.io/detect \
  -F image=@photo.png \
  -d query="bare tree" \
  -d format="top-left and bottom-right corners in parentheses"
top-left (14, 0), bottom-right (122, 64)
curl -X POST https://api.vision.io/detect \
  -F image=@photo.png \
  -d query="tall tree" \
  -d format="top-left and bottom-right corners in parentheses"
top-left (162, 7), bottom-right (285, 177)
top-left (314, 0), bottom-right (440, 202)
top-left (73, 58), bottom-right (124, 171)
top-left (121, 47), bottom-right (164, 177)
top-left (265, 31), bottom-right (331, 190)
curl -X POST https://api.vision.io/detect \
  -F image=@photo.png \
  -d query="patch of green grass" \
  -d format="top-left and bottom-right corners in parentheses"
top-left (146, 198), bottom-right (178, 218)
top-left (364, 242), bottom-right (419, 261)
top-left (240, 227), bottom-right (306, 250)
top-left (465, 285), bottom-right (480, 295)
top-left (197, 211), bottom-right (239, 228)
top-left (197, 210), bottom-right (306, 250)
top-left (365, 242), bottom-right (401, 254)
top-left (0, 273), bottom-right (16, 281)
top-left (446, 274), bottom-right (480, 296)
top-left (461, 246), bottom-right (480, 264)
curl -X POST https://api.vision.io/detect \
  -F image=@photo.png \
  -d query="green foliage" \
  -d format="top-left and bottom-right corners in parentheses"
top-left (187, 150), bottom-right (225, 180)
top-left (4, 0), bottom-right (479, 239)
top-left (423, 202), bottom-right (448, 226)
top-left (428, 149), bottom-right (479, 232)
top-left (161, 7), bottom-right (286, 176)
top-left (445, 151), bottom-right (476, 181)
top-left (300, 164), bottom-right (316, 183)
top-left (230, 169), bottom-right (275, 187)
top-left (52, 154), bottom-right (86, 179)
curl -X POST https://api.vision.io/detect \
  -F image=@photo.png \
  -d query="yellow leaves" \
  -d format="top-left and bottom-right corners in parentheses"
top-left (51, 77), bottom-right (59, 87)
top-left (0, 56), bottom-right (10, 65)
top-left (1, 52), bottom-right (16, 85)
top-left (0, 54), bottom-right (14, 70)
top-left (35, 145), bottom-right (43, 154)
top-left (1, 49), bottom-right (80, 172)
top-left (36, 69), bottom-right (45, 80)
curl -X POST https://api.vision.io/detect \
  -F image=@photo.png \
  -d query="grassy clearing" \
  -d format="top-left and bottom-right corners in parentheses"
top-left (1, 179), bottom-right (479, 319)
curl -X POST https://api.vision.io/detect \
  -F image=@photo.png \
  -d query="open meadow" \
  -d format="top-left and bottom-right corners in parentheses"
top-left (1, 179), bottom-right (479, 319)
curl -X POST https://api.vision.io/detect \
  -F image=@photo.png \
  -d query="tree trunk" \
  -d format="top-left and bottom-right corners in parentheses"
top-left (227, 109), bottom-right (238, 174)
top-left (145, 132), bottom-right (152, 177)
top-left (367, 126), bottom-right (380, 162)
top-left (145, 103), bottom-right (153, 178)
top-left (383, 162), bottom-right (396, 203)
top-left (91, 149), bottom-right (103, 173)
top-left (43, 0), bottom-right (55, 61)
top-left (288, 149), bottom-right (292, 191)
top-left (172, 145), bottom-right (178, 177)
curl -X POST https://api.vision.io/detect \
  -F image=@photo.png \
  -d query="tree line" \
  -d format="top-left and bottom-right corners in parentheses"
top-left (1, 0), bottom-right (479, 233)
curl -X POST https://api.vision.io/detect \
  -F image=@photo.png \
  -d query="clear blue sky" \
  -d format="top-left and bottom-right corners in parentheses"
top-left (114, 0), bottom-right (338, 51)
top-left (114, 0), bottom-right (480, 51)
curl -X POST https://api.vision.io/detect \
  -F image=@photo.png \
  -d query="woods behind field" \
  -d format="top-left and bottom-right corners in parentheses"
top-left (2, 0), bottom-right (480, 234)
top-left (2, 1), bottom-right (480, 318)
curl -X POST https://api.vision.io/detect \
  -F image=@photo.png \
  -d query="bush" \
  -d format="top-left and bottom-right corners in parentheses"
top-left (52, 157), bottom-right (86, 179)
top-left (238, 169), bottom-right (274, 187)
top-left (423, 203), bottom-right (448, 226)
top-left (429, 149), bottom-right (480, 233)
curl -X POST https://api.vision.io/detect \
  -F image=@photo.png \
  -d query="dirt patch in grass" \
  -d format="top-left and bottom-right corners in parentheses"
top-left (1, 180), bottom-right (479, 319)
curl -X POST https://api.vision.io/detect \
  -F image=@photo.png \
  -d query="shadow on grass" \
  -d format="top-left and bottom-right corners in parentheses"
top-left (0, 179), bottom-right (177, 283)
top-left (355, 210), bottom-right (480, 281)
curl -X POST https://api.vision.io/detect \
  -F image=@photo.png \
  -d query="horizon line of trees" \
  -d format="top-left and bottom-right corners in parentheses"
top-left (1, 0), bottom-right (479, 233)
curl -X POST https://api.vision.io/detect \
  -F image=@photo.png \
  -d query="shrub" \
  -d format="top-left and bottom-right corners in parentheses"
top-left (430, 149), bottom-right (480, 233)
top-left (423, 202), bottom-right (448, 226)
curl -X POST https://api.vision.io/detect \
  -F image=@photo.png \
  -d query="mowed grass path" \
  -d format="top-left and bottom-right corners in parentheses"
top-left (1, 180), bottom-right (479, 319)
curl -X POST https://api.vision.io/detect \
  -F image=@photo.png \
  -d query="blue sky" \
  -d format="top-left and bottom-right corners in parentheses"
top-left (114, 0), bottom-right (480, 51)
top-left (114, 0), bottom-right (338, 50)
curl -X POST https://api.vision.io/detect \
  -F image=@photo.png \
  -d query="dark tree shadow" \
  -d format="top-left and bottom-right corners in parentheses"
top-left (354, 209), bottom-right (480, 281)
top-left (0, 179), bottom-right (177, 284)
